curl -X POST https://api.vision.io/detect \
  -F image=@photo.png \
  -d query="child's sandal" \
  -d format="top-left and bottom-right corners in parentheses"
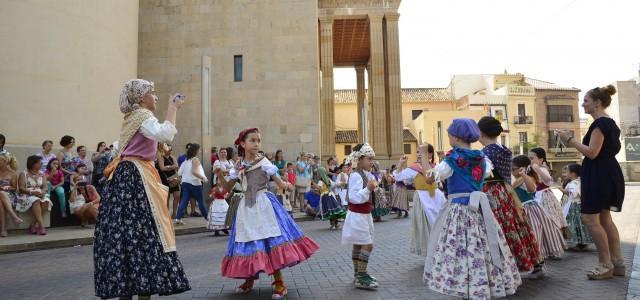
top-left (235, 280), bottom-right (254, 294)
top-left (271, 280), bottom-right (287, 299)
top-left (586, 264), bottom-right (614, 280)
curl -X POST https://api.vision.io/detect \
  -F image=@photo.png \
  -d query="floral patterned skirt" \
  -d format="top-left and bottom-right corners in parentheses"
top-left (94, 161), bottom-right (190, 298)
top-left (371, 187), bottom-right (389, 218)
top-left (484, 182), bottom-right (540, 272)
top-left (536, 189), bottom-right (568, 228)
top-left (566, 202), bottom-right (593, 246)
top-left (424, 202), bottom-right (521, 299)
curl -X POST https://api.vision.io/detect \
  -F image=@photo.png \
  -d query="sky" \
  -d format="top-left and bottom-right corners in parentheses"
top-left (334, 0), bottom-right (640, 96)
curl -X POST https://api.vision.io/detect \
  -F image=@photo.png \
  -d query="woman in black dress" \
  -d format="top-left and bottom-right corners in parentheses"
top-left (156, 142), bottom-right (180, 219)
top-left (557, 84), bottom-right (625, 280)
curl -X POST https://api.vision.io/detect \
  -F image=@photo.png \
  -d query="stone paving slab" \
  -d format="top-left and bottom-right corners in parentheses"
top-left (0, 187), bottom-right (637, 300)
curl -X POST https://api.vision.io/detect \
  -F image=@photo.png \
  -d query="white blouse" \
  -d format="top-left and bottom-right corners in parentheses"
top-left (347, 170), bottom-right (374, 205)
top-left (393, 168), bottom-right (419, 184)
top-left (139, 117), bottom-right (178, 143)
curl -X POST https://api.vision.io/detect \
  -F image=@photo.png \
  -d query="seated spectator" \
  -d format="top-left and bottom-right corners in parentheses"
top-left (0, 153), bottom-right (23, 237)
top-left (45, 158), bottom-right (68, 218)
top-left (17, 156), bottom-right (53, 235)
top-left (69, 167), bottom-right (101, 227)
top-left (303, 183), bottom-right (322, 217)
top-left (0, 134), bottom-right (18, 171)
top-left (75, 145), bottom-right (94, 184)
top-left (37, 140), bottom-right (56, 173)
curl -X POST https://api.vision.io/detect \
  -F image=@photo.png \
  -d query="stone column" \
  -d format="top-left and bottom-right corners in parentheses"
top-left (385, 13), bottom-right (404, 159)
top-left (356, 66), bottom-right (366, 143)
top-left (368, 13), bottom-right (388, 157)
top-left (319, 17), bottom-right (335, 160)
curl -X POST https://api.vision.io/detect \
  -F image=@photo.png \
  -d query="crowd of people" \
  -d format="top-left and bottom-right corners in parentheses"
top-left (0, 134), bottom-right (111, 236)
top-left (0, 79), bottom-right (627, 300)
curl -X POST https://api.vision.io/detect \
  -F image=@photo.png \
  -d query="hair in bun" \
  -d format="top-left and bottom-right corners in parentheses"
top-left (477, 116), bottom-right (504, 138)
top-left (588, 84), bottom-right (616, 108)
top-left (602, 84), bottom-right (617, 96)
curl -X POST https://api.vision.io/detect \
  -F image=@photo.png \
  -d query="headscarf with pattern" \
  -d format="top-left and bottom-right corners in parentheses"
top-left (119, 79), bottom-right (154, 114)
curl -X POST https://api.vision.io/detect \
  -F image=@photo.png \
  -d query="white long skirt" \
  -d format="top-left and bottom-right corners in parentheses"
top-left (208, 199), bottom-right (229, 230)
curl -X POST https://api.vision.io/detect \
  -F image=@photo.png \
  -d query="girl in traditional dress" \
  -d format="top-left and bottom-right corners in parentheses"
top-left (561, 163), bottom-right (592, 250)
top-left (208, 177), bottom-right (230, 235)
top-left (370, 162), bottom-right (389, 222)
top-left (316, 166), bottom-right (347, 230)
top-left (394, 145), bottom-right (447, 256)
top-left (341, 143), bottom-right (380, 290)
top-left (529, 147), bottom-right (568, 235)
top-left (335, 163), bottom-right (350, 207)
top-left (477, 116), bottom-right (541, 273)
top-left (216, 128), bottom-right (319, 300)
top-left (390, 159), bottom-right (412, 219)
top-left (93, 79), bottom-right (190, 299)
top-left (512, 155), bottom-right (565, 277)
top-left (423, 119), bottom-right (521, 299)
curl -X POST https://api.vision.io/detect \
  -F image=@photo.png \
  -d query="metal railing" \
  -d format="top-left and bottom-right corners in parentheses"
top-left (513, 115), bottom-right (533, 124)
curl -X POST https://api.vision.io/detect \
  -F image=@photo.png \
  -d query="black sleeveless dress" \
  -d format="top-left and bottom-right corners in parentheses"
top-left (581, 117), bottom-right (625, 213)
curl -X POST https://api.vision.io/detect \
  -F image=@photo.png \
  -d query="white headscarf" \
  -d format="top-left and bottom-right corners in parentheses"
top-left (346, 143), bottom-right (375, 165)
top-left (119, 79), bottom-right (154, 114)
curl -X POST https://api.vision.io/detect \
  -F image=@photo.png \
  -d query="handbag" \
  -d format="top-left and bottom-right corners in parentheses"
top-left (295, 175), bottom-right (310, 188)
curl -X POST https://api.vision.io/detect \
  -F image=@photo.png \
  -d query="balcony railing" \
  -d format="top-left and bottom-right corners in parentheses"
top-left (513, 115), bottom-right (533, 124)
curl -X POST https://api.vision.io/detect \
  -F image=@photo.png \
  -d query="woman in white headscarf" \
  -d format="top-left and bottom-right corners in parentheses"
top-left (93, 79), bottom-right (191, 300)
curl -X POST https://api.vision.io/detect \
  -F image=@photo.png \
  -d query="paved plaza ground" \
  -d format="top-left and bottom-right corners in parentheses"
top-left (1, 186), bottom-right (638, 300)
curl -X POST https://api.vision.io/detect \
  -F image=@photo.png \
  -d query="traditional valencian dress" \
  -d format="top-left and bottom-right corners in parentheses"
top-left (208, 186), bottom-right (229, 231)
top-left (483, 144), bottom-right (540, 272)
top-left (316, 167), bottom-right (347, 222)
top-left (563, 178), bottom-right (592, 247)
top-left (424, 147), bottom-right (521, 299)
top-left (221, 157), bottom-right (319, 279)
top-left (94, 108), bottom-right (190, 298)
top-left (534, 167), bottom-right (568, 229)
top-left (341, 169), bottom-right (376, 245)
top-left (393, 162), bottom-right (446, 256)
top-left (513, 182), bottom-right (565, 258)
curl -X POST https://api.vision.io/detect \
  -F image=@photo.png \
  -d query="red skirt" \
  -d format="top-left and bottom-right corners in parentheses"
top-left (484, 181), bottom-right (541, 271)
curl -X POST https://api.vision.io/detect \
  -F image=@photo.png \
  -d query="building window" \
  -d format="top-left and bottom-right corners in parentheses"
top-left (501, 135), bottom-right (507, 146)
top-left (234, 55), bottom-right (243, 82)
top-left (547, 105), bottom-right (573, 122)
top-left (548, 130), bottom-right (575, 148)
top-left (403, 143), bottom-right (412, 155)
top-left (518, 104), bottom-right (526, 116)
top-left (412, 110), bottom-right (423, 120)
top-left (344, 145), bottom-right (352, 155)
top-left (519, 132), bottom-right (528, 144)
top-left (494, 109), bottom-right (505, 121)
